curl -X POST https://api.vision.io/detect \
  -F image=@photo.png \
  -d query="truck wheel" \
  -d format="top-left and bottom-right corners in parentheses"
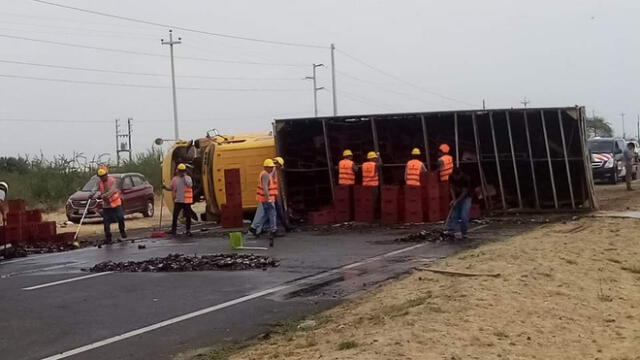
top-left (142, 200), bottom-right (154, 217)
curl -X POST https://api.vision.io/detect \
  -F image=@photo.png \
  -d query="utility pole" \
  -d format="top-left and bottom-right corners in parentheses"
top-left (161, 30), bottom-right (182, 140)
top-left (520, 97), bottom-right (530, 108)
top-left (620, 112), bottom-right (626, 139)
top-left (637, 114), bottom-right (639, 140)
top-left (115, 118), bottom-right (133, 166)
top-left (482, 99), bottom-right (486, 110)
top-left (305, 63), bottom-right (325, 117)
top-left (330, 44), bottom-right (338, 116)
top-left (127, 117), bottom-right (133, 162)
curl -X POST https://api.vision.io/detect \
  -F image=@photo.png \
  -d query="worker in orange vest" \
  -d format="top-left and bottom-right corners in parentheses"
top-left (362, 152), bottom-right (380, 186)
top-left (93, 167), bottom-right (126, 245)
top-left (163, 163), bottom-right (194, 236)
top-left (438, 144), bottom-right (454, 182)
top-left (253, 159), bottom-right (279, 246)
top-left (405, 148), bottom-right (427, 186)
top-left (338, 149), bottom-right (357, 185)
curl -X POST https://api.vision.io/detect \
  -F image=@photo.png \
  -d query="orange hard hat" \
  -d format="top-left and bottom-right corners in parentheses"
top-left (438, 144), bottom-right (450, 153)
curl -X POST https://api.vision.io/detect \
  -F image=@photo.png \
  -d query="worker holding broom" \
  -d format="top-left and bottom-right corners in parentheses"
top-left (93, 167), bottom-right (127, 244)
top-left (446, 167), bottom-right (472, 239)
top-left (163, 163), bottom-right (194, 237)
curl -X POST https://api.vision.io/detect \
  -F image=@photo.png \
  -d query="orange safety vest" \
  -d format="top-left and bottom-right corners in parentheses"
top-left (172, 176), bottom-right (194, 204)
top-left (362, 161), bottom-right (379, 186)
top-left (439, 155), bottom-right (454, 182)
top-left (338, 159), bottom-right (355, 185)
top-left (256, 170), bottom-right (278, 202)
top-left (405, 159), bottom-right (424, 186)
top-left (98, 176), bottom-right (122, 208)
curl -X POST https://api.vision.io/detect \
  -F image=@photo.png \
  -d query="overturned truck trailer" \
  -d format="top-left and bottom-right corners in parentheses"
top-left (274, 106), bottom-right (597, 216)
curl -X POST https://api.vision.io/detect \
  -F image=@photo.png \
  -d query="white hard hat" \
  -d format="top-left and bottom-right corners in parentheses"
top-left (0, 181), bottom-right (7, 191)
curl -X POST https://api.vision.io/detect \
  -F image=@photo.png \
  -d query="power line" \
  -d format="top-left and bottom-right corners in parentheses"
top-left (0, 73), bottom-right (308, 92)
top-left (0, 59), bottom-right (302, 80)
top-left (0, 118), bottom-right (111, 124)
top-left (32, 0), bottom-right (327, 49)
top-left (336, 69), bottom-right (438, 107)
top-left (336, 49), bottom-right (475, 107)
top-left (0, 33), bottom-right (306, 67)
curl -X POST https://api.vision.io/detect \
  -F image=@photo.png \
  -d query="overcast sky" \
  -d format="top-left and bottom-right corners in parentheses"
top-left (1, 0), bottom-right (638, 160)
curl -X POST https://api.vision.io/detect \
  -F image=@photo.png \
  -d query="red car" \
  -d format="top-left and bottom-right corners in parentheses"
top-left (65, 172), bottom-right (155, 223)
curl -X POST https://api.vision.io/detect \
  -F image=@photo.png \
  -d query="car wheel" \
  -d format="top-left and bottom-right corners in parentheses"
top-left (142, 200), bottom-right (154, 217)
top-left (610, 166), bottom-right (619, 184)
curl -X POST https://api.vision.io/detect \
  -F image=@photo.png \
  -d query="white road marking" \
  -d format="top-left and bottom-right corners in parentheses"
top-left (40, 224), bottom-right (491, 359)
top-left (23, 272), bottom-right (113, 291)
top-left (1, 261), bottom-right (86, 279)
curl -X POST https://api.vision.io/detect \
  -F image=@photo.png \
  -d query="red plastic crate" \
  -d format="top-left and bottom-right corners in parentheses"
top-left (5, 226), bottom-right (23, 243)
top-left (23, 223), bottom-right (40, 243)
top-left (37, 221), bottom-right (57, 242)
top-left (55, 232), bottom-right (75, 243)
top-left (6, 212), bottom-right (25, 227)
top-left (25, 210), bottom-right (43, 223)
top-left (308, 209), bottom-right (335, 225)
top-left (7, 199), bottom-right (26, 213)
top-left (334, 209), bottom-right (351, 223)
top-left (334, 185), bottom-right (352, 201)
top-left (404, 210), bottom-right (423, 224)
top-left (470, 204), bottom-right (481, 219)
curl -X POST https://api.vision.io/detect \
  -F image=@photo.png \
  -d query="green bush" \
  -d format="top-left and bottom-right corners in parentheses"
top-left (0, 149), bottom-right (162, 211)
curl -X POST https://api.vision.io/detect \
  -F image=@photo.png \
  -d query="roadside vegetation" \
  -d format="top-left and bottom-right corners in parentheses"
top-left (0, 148), bottom-right (162, 210)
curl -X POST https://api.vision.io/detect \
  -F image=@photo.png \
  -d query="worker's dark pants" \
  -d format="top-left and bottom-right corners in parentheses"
top-left (447, 196), bottom-right (472, 235)
top-left (102, 206), bottom-right (125, 241)
top-left (171, 202), bottom-right (193, 233)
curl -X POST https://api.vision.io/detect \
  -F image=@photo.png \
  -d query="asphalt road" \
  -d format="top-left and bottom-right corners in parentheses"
top-left (0, 223), bottom-right (517, 360)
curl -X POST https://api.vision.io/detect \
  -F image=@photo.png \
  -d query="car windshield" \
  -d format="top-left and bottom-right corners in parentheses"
top-left (588, 140), bottom-right (613, 153)
top-left (80, 175), bottom-right (121, 191)
top-left (81, 176), bottom-right (99, 191)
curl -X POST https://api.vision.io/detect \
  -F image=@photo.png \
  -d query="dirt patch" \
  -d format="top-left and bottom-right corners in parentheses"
top-left (87, 253), bottom-right (279, 272)
top-left (226, 183), bottom-right (640, 360)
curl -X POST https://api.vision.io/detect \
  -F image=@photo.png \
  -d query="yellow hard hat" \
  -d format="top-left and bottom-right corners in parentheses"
top-left (439, 144), bottom-right (450, 153)
top-left (343, 149), bottom-right (353, 157)
top-left (263, 159), bottom-right (275, 167)
top-left (367, 151), bottom-right (378, 159)
top-left (411, 148), bottom-right (421, 155)
top-left (177, 163), bottom-right (187, 171)
top-left (97, 168), bottom-right (108, 176)
top-left (273, 157), bottom-right (284, 167)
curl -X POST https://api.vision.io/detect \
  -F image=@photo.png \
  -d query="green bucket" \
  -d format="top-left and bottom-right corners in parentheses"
top-left (229, 232), bottom-right (244, 249)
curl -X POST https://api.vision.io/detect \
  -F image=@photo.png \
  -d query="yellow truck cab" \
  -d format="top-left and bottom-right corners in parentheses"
top-left (162, 131), bottom-right (275, 219)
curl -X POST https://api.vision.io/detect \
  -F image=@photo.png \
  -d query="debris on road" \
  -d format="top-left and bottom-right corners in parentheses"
top-left (394, 229), bottom-right (455, 243)
top-left (297, 320), bottom-right (317, 330)
top-left (87, 253), bottom-right (279, 272)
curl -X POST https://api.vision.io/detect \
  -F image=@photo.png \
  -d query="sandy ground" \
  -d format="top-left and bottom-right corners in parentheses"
top-left (44, 198), bottom-right (207, 242)
top-left (226, 183), bottom-right (640, 360)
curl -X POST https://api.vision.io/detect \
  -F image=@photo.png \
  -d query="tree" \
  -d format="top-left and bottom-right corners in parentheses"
top-left (586, 116), bottom-right (613, 138)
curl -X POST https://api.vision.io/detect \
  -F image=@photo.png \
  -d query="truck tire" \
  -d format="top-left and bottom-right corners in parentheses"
top-left (142, 199), bottom-right (154, 217)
